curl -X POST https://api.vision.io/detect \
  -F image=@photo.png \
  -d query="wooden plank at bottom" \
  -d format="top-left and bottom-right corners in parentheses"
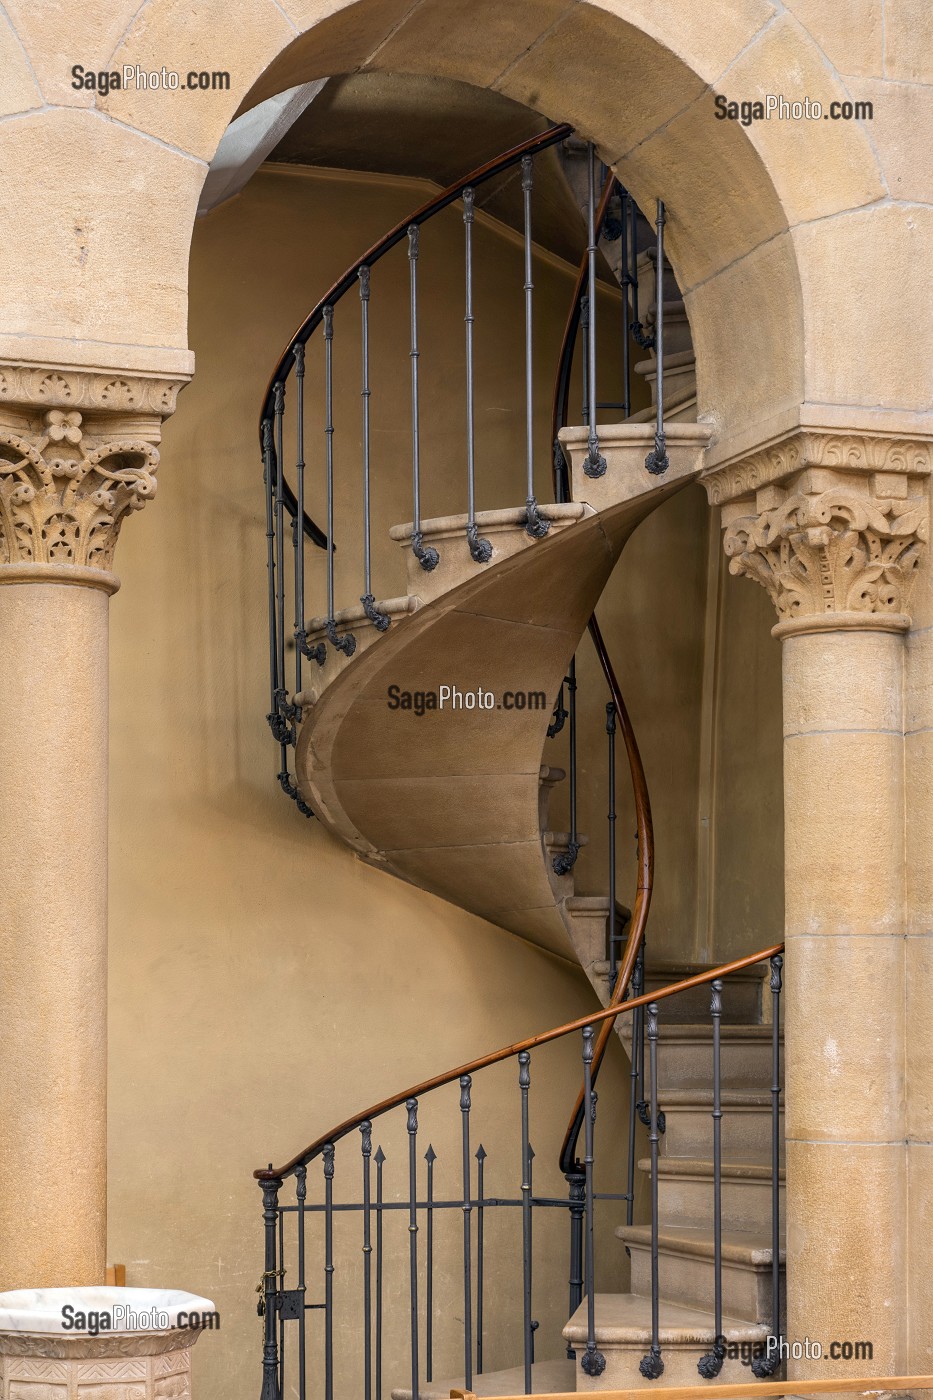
top-left (449, 1375), bottom-right (933, 1400)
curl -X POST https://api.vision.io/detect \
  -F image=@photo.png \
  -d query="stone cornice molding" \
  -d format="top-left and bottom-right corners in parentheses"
top-left (0, 364), bottom-right (184, 420)
top-left (701, 429), bottom-right (931, 634)
top-left (0, 366), bottom-right (182, 586)
top-left (702, 429), bottom-right (933, 507)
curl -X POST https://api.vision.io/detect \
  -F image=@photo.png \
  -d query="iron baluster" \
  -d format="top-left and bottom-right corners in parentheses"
top-left (580, 1026), bottom-right (606, 1378)
top-left (553, 659), bottom-right (579, 874)
top-left (263, 419), bottom-right (284, 743)
top-left (583, 143), bottom-right (607, 479)
top-left (565, 1172), bottom-right (586, 1358)
top-left (407, 1098), bottom-right (421, 1400)
top-left (296, 1165), bottom-right (307, 1400)
top-left (519, 1051), bottom-right (534, 1393)
top-left (293, 343), bottom-right (305, 694)
top-left (627, 946), bottom-right (645, 1227)
top-left (273, 384), bottom-right (290, 726)
top-left (629, 193), bottom-right (654, 351)
top-left (323, 1144), bottom-right (335, 1400)
top-left (635, 951), bottom-right (666, 1137)
top-left (639, 1003), bottom-right (664, 1379)
top-left (359, 267), bottom-right (390, 632)
top-left (463, 188), bottom-right (492, 564)
top-left (521, 155), bottom-right (549, 540)
top-left (269, 385), bottom-right (299, 765)
top-left (424, 1143), bottom-right (435, 1383)
top-left (620, 188), bottom-right (631, 419)
top-left (258, 1173), bottom-right (282, 1400)
top-left (460, 1076), bottom-right (474, 1389)
top-left (645, 200), bottom-right (669, 475)
top-left (408, 225), bottom-right (439, 572)
top-left (698, 981), bottom-right (726, 1378)
top-left (752, 954), bottom-right (784, 1379)
top-left (277, 1176), bottom-right (286, 1399)
top-left (361, 1125), bottom-right (373, 1400)
top-left (476, 1144), bottom-right (486, 1375)
top-left (607, 701), bottom-right (619, 985)
top-left (581, 293), bottom-right (590, 423)
top-left (293, 342), bottom-right (325, 669)
top-left (322, 305), bottom-right (356, 656)
top-left (375, 1146), bottom-right (385, 1400)
top-left (529, 1145), bottom-right (538, 1364)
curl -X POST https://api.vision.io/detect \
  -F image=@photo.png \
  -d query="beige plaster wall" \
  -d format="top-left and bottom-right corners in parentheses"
top-left (105, 166), bottom-right (634, 1400)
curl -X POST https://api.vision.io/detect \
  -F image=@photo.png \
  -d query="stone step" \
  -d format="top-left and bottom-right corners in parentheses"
top-left (391, 1358), bottom-right (575, 1399)
top-left (640, 1156), bottom-right (784, 1233)
top-left (563, 1292), bottom-right (774, 1391)
top-left (627, 1024), bottom-right (783, 1092)
top-left (562, 894), bottom-right (632, 995)
top-left (620, 1224), bottom-right (785, 1326)
top-left (604, 962), bottom-right (767, 1025)
top-left (658, 1089), bottom-right (785, 1163)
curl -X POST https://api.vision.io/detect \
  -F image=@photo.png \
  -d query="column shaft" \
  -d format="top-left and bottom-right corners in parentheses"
top-left (0, 580), bottom-right (110, 1287)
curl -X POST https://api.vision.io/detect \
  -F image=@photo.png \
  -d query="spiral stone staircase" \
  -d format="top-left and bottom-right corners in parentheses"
top-left (293, 424), bottom-right (708, 962)
top-left (257, 128), bottom-right (786, 1397)
top-left (287, 421), bottom-right (786, 1394)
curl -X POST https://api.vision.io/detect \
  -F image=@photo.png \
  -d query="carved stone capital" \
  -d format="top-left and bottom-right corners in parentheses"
top-left (701, 430), bottom-right (932, 635)
top-left (0, 365), bottom-right (184, 589)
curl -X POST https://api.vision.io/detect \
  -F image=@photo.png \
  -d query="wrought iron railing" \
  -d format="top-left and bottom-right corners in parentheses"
top-left (250, 122), bottom-right (780, 1400)
top-left (260, 122), bottom-right (577, 811)
top-left (255, 947), bottom-right (784, 1400)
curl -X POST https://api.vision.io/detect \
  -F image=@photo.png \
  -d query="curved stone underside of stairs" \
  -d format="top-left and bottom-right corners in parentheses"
top-left (294, 424), bottom-right (710, 959)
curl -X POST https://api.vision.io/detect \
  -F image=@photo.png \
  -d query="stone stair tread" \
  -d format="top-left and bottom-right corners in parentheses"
top-left (618, 1223), bottom-right (786, 1266)
top-left (390, 1357), bottom-right (574, 1399)
top-left (563, 1291), bottom-right (769, 1344)
top-left (638, 1155), bottom-right (786, 1181)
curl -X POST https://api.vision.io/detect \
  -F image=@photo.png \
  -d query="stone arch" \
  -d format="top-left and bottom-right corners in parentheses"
top-left (3, 0), bottom-right (908, 457)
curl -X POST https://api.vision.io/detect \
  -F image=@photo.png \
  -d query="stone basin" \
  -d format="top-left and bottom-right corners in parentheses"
top-left (0, 1286), bottom-right (217, 1399)
top-left (0, 1287), bottom-right (215, 1333)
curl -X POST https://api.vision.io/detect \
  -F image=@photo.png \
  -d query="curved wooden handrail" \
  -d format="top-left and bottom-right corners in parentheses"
top-left (259, 121), bottom-right (571, 550)
top-left (255, 944), bottom-right (783, 1181)
top-left (259, 121), bottom-right (573, 428)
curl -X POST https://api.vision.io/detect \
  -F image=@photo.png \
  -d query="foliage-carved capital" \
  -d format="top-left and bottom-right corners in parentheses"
top-left (704, 431), bottom-right (931, 633)
top-left (0, 366), bottom-right (182, 582)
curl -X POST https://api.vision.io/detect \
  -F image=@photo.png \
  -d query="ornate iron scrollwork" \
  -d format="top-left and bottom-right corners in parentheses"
top-left (361, 594), bottom-right (391, 632)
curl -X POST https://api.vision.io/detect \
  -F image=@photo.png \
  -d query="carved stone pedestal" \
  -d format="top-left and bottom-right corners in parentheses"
top-left (0, 1330), bottom-right (198, 1400)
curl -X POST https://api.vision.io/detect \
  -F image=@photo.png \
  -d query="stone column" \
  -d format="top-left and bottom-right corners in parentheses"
top-left (0, 367), bottom-right (182, 1288)
top-left (703, 430), bottom-right (931, 1384)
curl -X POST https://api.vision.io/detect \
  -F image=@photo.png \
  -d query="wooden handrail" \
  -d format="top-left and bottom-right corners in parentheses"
top-left (255, 943), bottom-right (782, 1180)
top-left (450, 1376), bottom-right (933, 1400)
top-left (259, 120), bottom-right (571, 549)
top-left (259, 122), bottom-right (573, 427)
